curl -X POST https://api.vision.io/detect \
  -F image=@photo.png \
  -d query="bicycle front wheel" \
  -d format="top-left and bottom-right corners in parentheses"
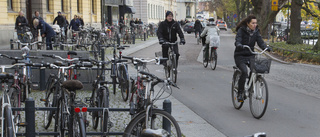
top-left (170, 54), bottom-right (177, 83)
top-left (249, 76), bottom-right (268, 119)
top-left (203, 48), bottom-right (208, 68)
top-left (210, 48), bottom-right (217, 70)
top-left (3, 105), bottom-right (15, 137)
top-left (123, 109), bottom-right (182, 137)
top-left (118, 65), bottom-right (129, 101)
top-left (231, 71), bottom-right (244, 109)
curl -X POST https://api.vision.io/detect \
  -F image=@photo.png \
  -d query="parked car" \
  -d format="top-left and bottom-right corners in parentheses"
top-left (217, 21), bottom-right (227, 31)
top-left (183, 22), bottom-right (207, 34)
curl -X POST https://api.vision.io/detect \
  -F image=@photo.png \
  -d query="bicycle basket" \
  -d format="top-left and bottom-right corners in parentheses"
top-left (253, 58), bottom-right (272, 74)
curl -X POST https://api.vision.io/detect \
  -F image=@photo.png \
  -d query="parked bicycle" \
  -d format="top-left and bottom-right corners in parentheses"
top-left (123, 71), bottom-right (181, 137)
top-left (231, 45), bottom-right (271, 119)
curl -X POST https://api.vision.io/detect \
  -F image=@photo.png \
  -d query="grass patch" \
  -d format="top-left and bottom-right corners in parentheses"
top-left (269, 42), bottom-right (320, 64)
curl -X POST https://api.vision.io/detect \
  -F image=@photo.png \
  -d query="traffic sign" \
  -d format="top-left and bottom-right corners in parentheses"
top-left (271, 0), bottom-right (278, 11)
top-left (233, 14), bottom-right (237, 19)
top-left (227, 16), bottom-right (230, 19)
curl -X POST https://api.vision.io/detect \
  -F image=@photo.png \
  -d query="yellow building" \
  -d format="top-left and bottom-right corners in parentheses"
top-left (0, 0), bottom-right (101, 46)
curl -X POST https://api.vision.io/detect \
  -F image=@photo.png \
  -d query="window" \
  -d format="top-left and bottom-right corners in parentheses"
top-left (148, 4), bottom-right (150, 18)
top-left (61, 0), bottom-right (64, 12)
top-left (7, 0), bottom-right (13, 10)
top-left (77, 0), bottom-right (82, 13)
top-left (186, 6), bottom-right (190, 16)
top-left (47, 0), bottom-right (50, 12)
top-left (151, 5), bottom-right (153, 19)
top-left (92, 0), bottom-right (95, 14)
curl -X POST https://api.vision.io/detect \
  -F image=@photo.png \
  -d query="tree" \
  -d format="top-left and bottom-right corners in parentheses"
top-left (287, 0), bottom-right (303, 44)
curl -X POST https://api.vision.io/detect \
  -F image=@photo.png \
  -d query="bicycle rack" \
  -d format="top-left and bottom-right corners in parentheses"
top-left (12, 97), bottom-right (168, 136)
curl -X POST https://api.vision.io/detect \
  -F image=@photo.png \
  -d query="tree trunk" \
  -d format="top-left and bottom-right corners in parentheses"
top-left (287, 0), bottom-right (303, 44)
top-left (313, 26), bottom-right (320, 51)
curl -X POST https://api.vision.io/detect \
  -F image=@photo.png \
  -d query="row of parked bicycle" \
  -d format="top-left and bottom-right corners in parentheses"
top-left (10, 23), bottom-right (158, 51)
top-left (1, 36), bottom-right (182, 137)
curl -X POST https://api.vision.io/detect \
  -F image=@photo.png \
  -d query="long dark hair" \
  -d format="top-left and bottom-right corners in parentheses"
top-left (235, 15), bottom-right (257, 31)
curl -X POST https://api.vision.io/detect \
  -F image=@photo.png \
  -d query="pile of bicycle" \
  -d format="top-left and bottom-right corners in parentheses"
top-left (10, 23), bottom-right (158, 52)
top-left (1, 34), bottom-right (182, 137)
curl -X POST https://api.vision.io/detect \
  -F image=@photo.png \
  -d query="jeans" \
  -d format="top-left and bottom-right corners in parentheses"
top-left (234, 55), bottom-right (254, 93)
top-left (162, 44), bottom-right (180, 67)
top-left (46, 36), bottom-right (53, 50)
top-left (17, 30), bottom-right (25, 43)
top-left (195, 30), bottom-right (202, 38)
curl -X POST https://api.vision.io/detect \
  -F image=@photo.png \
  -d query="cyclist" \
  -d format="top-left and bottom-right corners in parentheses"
top-left (157, 11), bottom-right (185, 67)
top-left (15, 10), bottom-right (28, 42)
top-left (200, 18), bottom-right (220, 61)
top-left (234, 15), bottom-right (271, 102)
top-left (53, 11), bottom-right (66, 37)
top-left (194, 19), bottom-right (203, 38)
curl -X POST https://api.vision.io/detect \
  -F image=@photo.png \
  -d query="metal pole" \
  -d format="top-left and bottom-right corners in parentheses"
top-left (163, 99), bottom-right (172, 133)
top-left (25, 98), bottom-right (36, 137)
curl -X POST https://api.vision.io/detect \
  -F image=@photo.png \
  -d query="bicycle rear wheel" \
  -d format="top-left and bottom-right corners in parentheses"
top-left (203, 48), bottom-right (208, 68)
top-left (44, 83), bottom-right (58, 129)
top-left (210, 48), bottom-right (217, 70)
top-left (101, 88), bottom-right (110, 137)
top-left (231, 71), bottom-right (244, 109)
top-left (118, 65), bottom-right (129, 101)
top-left (3, 105), bottom-right (15, 137)
top-left (74, 113), bottom-right (87, 137)
top-left (249, 76), bottom-right (268, 119)
top-left (123, 109), bottom-right (181, 137)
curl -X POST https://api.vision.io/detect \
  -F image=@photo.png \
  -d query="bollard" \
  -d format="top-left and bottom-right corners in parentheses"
top-left (163, 99), bottom-right (172, 133)
top-left (144, 32), bottom-right (146, 41)
top-left (10, 39), bottom-right (14, 50)
top-left (40, 68), bottom-right (46, 91)
top-left (132, 34), bottom-right (136, 44)
top-left (25, 98), bottom-right (36, 137)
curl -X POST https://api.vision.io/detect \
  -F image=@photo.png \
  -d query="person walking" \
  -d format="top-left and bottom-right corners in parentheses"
top-left (157, 11), bottom-right (185, 67)
top-left (32, 11), bottom-right (43, 41)
top-left (15, 11), bottom-right (28, 42)
top-left (194, 19), bottom-right (203, 38)
top-left (33, 19), bottom-right (56, 50)
top-left (69, 15), bottom-right (80, 31)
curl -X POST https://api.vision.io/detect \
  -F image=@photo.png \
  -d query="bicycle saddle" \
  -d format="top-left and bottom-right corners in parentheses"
top-left (62, 80), bottom-right (83, 91)
top-left (0, 73), bottom-right (14, 80)
top-left (67, 51), bottom-right (77, 56)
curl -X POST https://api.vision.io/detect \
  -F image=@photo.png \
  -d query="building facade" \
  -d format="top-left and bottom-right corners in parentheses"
top-left (176, 0), bottom-right (196, 21)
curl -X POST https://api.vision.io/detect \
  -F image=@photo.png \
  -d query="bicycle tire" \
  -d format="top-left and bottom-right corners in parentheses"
top-left (101, 88), bottom-right (109, 137)
top-left (55, 96), bottom-right (67, 137)
top-left (44, 83), bottom-right (58, 129)
top-left (9, 87), bottom-right (20, 132)
top-left (74, 113), bottom-right (87, 137)
top-left (3, 105), bottom-right (15, 137)
top-left (231, 71), bottom-right (244, 109)
top-left (92, 88), bottom-right (100, 130)
top-left (119, 65), bottom-right (129, 101)
top-left (171, 54), bottom-right (177, 83)
top-left (210, 48), bottom-right (217, 70)
top-left (203, 48), bottom-right (208, 68)
top-left (123, 109), bottom-right (182, 137)
top-left (249, 76), bottom-right (268, 119)
top-left (112, 63), bottom-right (117, 95)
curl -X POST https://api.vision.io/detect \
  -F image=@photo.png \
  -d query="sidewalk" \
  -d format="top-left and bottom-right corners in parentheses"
top-left (122, 37), bottom-right (226, 137)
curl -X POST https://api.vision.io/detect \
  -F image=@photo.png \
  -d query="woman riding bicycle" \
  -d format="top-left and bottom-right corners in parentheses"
top-left (234, 15), bottom-right (271, 102)
top-left (200, 18), bottom-right (220, 62)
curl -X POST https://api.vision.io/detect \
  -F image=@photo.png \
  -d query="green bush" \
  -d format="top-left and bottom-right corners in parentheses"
top-left (269, 42), bottom-right (320, 64)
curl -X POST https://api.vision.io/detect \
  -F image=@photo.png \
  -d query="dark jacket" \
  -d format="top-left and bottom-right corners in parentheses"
top-left (194, 20), bottom-right (203, 31)
top-left (53, 15), bottom-right (66, 28)
top-left (69, 19), bottom-right (80, 31)
top-left (40, 20), bottom-right (56, 37)
top-left (79, 18), bottom-right (84, 26)
top-left (234, 26), bottom-right (267, 56)
top-left (130, 20), bottom-right (135, 28)
top-left (15, 16), bottom-right (28, 30)
top-left (157, 19), bottom-right (184, 42)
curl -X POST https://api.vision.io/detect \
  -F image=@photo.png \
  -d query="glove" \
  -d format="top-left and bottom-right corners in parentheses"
top-left (266, 46), bottom-right (272, 52)
top-left (180, 38), bottom-right (186, 45)
top-left (159, 39), bottom-right (164, 45)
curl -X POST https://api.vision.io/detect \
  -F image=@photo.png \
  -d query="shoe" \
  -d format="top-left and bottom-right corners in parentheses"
top-left (237, 92), bottom-right (244, 102)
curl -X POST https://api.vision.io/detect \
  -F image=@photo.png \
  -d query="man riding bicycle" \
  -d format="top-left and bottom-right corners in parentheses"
top-left (157, 11), bottom-right (185, 67)
top-left (234, 15), bottom-right (271, 102)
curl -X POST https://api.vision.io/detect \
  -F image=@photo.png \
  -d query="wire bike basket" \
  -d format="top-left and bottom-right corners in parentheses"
top-left (252, 56), bottom-right (272, 74)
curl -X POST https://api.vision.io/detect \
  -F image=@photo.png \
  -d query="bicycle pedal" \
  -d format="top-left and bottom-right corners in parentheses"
top-left (17, 122), bottom-right (27, 126)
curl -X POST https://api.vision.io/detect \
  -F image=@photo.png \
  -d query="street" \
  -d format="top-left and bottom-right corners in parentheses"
top-left (128, 30), bottom-right (320, 137)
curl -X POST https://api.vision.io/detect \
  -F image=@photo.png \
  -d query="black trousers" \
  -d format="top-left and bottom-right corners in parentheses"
top-left (162, 44), bottom-right (180, 67)
top-left (234, 55), bottom-right (254, 93)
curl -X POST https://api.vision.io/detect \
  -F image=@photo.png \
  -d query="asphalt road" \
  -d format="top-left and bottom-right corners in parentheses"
top-left (128, 30), bottom-right (320, 137)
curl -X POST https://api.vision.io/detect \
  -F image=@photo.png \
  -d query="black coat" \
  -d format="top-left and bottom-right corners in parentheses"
top-left (194, 20), bottom-right (202, 31)
top-left (53, 15), bottom-right (66, 27)
top-left (15, 16), bottom-right (28, 30)
top-left (157, 19), bottom-right (184, 42)
top-left (234, 26), bottom-right (267, 56)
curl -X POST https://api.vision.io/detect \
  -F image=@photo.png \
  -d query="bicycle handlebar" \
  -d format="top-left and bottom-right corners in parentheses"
top-left (163, 42), bottom-right (179, 45)
top-left (138, 71), bottom-right (179, 89)
top-left (42, 54), bottom-right (80, 62)
top-left (243, 45), bottom-right (269, 55)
